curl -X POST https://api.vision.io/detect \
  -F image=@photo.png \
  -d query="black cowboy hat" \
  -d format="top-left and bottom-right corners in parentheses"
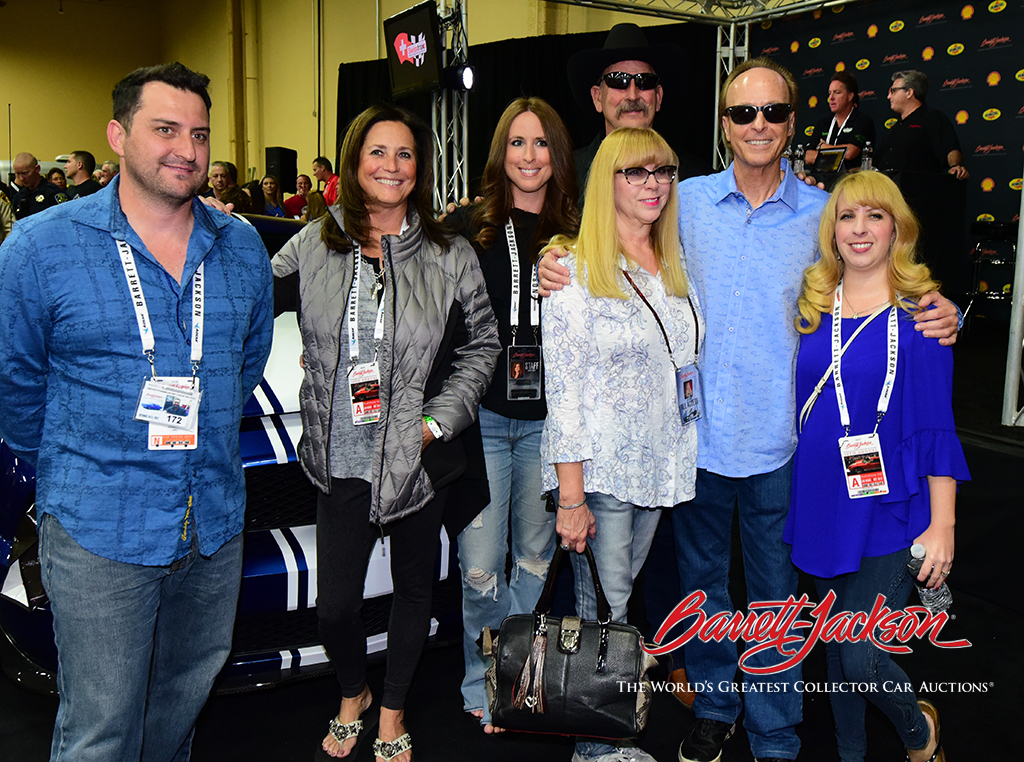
top-left (567, 23), bottom-right (681, 109)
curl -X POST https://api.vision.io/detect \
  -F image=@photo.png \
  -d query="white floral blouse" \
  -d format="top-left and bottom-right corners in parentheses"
top-left (541, 253), bottom-right (700, 508)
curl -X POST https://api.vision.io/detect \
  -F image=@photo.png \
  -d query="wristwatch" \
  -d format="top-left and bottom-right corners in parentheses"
top-left (422, 415), bottom-right (443, 440)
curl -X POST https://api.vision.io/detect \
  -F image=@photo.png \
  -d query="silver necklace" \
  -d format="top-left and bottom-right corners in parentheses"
top-left (845, 294), bottom-right (890, 318)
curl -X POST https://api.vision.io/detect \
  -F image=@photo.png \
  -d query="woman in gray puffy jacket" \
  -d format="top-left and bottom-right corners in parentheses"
top-left (271, 104), bottom-right (499, 762)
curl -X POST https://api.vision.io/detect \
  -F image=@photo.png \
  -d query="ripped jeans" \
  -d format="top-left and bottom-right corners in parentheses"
top-left (457, 407), bottom-right (556, 723)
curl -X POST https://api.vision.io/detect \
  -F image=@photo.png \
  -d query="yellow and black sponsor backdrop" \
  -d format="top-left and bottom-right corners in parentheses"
top-left (752, 0), bottom-right (1023, 229)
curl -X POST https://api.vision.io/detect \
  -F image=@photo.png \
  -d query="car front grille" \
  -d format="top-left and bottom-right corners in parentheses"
top-left (244, 461), bottom-right (318, 531)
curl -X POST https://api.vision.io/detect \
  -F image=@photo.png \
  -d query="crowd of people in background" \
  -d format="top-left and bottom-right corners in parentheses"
top-left (1, 146), bottom-right (335, 246)
top-left (0, 21), bottom-right (974, 762)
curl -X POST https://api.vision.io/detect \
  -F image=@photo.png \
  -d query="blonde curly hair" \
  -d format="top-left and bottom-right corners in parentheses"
top-left (796, 172), bottom-right (939, 334)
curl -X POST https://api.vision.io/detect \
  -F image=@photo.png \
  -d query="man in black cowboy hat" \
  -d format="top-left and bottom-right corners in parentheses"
top-left (567, 23), bottom-right (710, 198)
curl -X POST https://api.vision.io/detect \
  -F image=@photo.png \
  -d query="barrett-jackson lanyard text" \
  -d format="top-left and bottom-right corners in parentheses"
top-left (346, 245), bottom-right (387, 369)
top-left (621, 269), bottom-right (700, 369)
top-left (504, 219), bottom-right (539, 343)
top-left (118, 240), bottom-right (204, 384)
top-left (831, 281), bottom-right (898, 436)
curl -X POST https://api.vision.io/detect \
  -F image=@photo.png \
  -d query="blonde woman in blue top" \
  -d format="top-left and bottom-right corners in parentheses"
top-left (786, 171), bottom-right (969, 762)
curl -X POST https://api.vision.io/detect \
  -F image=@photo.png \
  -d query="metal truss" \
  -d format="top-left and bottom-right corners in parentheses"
top-left (1003, 165), bottom-right (1024, 427)
top-left (712, 21), bottom-right (748, 169)
top-left (432, 0), bottom-right (469, 210)
top-left (544, 0), bottom-right (848, 25)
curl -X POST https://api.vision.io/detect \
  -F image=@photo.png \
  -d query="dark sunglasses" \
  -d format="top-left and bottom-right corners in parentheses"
top-left (724, 103), bottom-right (793, 125)
top-left (601, 72), bottom-right (660, 91)
top-left (617, 165), bottom-right (677, 185)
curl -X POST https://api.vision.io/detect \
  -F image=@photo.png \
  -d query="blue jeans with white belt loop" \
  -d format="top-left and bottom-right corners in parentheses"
top-left (457, 408), bottom-right (555, 724)
top-left (39, 512), bottom-right (242, 762)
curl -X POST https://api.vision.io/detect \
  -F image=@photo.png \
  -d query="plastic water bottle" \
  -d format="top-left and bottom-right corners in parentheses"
top-left (907, 544), bottom-right (952, 614)
top-left (860, 141), bottom-right (873, 171)
top-left (793, 144), bottom-right (805, 174)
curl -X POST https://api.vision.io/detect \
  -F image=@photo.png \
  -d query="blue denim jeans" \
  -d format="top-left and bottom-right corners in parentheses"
top-left (814, 549), bottom-right (930, 762)
top-left (573, 491), bottom-right (661, 761)
top-left (457, 408), bottom-right (555, 722)
top-left (39, 513), bottom-right (242, 762)
top-left (671, 463), bottom-right (802, 760)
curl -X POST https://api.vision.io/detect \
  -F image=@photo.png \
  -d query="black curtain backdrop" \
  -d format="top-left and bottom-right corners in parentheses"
top-left (751, 0), bottom-right (1024, 299)
top-left (335, 22), bottom-right (716, 201)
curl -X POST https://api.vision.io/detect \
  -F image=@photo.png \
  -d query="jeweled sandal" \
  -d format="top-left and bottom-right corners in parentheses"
top-left (373, 732), bottom-right (412, 761)
top-left (327, 716), bottom-right (363, 750)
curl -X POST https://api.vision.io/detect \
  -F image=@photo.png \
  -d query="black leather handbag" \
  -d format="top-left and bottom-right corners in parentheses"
top-left (482, 544), bottom-right (658, 739)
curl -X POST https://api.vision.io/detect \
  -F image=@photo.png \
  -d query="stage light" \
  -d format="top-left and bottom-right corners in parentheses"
top-left (445, 63), bottom-right (475, 92)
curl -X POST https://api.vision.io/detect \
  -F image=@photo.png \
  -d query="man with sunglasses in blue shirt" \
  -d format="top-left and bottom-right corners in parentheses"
top-left (540, 56), bottom-right (959, 762)
top-left (567, 23), bottom-right (709, 202)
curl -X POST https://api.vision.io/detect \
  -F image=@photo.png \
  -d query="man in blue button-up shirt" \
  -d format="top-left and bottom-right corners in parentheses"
top-left (0, 63), bottom-right (273, 761)
top-left (671, 60), bottom-right (958, 762)
top-left (540, 57), bottom-right (959, 762)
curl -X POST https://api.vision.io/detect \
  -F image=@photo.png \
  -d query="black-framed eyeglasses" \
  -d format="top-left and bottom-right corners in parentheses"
top-left (888, 86), bottom-right (909, 94)
top-left (616, 165), bottom-right (677, 185)
top-left (601, 72), bottom-right (660, 91)
top-left (724, 103), bottom-right (793, 125)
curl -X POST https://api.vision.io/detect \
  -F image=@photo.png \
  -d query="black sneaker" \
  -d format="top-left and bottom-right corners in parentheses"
top-left (678, 718), bottom-right (736, 762)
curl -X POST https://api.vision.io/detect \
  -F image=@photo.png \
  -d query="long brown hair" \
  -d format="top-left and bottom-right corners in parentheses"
top-left (471, 97), bottom-right (579, 259)
top-left (321, 104), bottom-right (447, 253)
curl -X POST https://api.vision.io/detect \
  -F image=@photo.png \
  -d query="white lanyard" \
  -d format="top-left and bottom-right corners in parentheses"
top-left (346, 247), bottom-right (387, 365)
top-left (504, 219), bottom-right (539, 342)
top-left (831, 281), bottom-right (898, 436)
top-left (117, 240), bottom-right (203, 379)
top-left (827, 112), bottom-right (851, 145)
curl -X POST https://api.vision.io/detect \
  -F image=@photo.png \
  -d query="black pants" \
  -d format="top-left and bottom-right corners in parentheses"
top-left (317, 477), bottom-right (447, 711)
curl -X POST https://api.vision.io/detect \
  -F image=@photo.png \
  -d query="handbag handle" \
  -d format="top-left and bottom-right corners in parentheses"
top-left (534, 544), bottom-right (613, 625)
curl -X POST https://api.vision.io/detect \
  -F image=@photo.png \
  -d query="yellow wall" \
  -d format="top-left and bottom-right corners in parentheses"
top-left (0, 0), bottom-right (673, 183)
top-left (0, 0), bottom-right (167, 167)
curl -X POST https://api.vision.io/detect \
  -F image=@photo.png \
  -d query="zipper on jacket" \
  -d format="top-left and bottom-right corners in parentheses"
top-left (371, 236), bottom-right (398, 526)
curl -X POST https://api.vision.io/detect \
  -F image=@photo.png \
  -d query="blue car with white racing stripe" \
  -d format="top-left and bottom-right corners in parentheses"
top-left (0, 214), bottom-right (459, 694)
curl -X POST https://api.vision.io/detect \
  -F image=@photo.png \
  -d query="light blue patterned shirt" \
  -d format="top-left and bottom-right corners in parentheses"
top-left (541, 255), bottom-right (700, 507)
top-left (678, 161), bottom-right (828, 478)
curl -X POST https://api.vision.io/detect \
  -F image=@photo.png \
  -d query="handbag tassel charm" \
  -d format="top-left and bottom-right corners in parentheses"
top-left (513, 614), bottom-right (547, 713)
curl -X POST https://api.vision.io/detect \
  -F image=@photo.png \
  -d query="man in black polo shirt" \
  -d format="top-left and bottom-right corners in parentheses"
top-left (64, 151), bottom-right (104, 200)
top-left (804, 71), bottom-right (875, 171)
top-left (11, 152), bottom-right (68, 219)
top-left (877, 70), bottom-right (969, 179)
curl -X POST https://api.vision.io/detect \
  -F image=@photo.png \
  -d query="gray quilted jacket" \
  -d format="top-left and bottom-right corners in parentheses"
top-left (271, 207), bottom-right (500, 524)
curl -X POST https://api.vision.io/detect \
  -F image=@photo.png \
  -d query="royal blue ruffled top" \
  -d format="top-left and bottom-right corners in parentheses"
top-left (784, 309), bottom-right (970, 579)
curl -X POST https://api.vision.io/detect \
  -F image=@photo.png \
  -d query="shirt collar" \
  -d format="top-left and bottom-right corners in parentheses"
top-left (714, 159), bottom-right (800, 213)
top-left (67, 174), bottom-right (228, 241)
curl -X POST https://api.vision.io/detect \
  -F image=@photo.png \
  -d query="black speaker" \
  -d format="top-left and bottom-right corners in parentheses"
top-left (266, 147), bottom-right (298, 194)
